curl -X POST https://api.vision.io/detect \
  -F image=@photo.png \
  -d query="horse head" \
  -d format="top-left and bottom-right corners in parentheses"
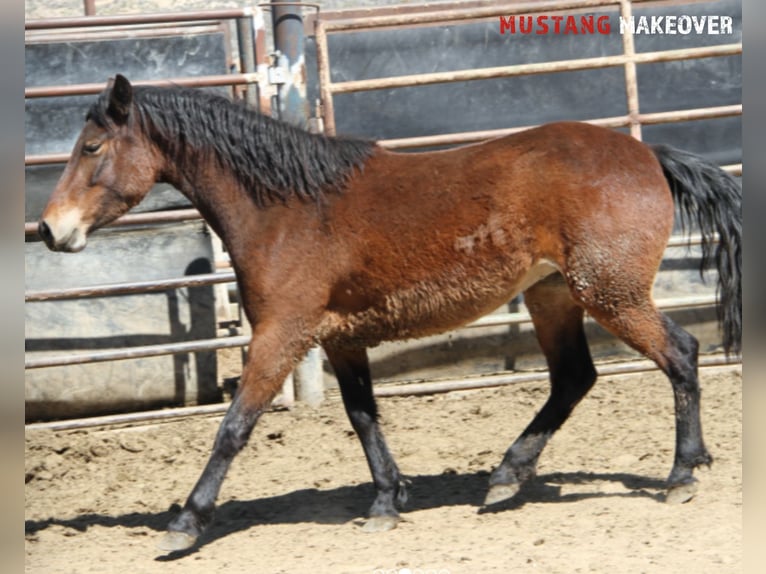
top-left (38, 74), bottom-right (160, 252)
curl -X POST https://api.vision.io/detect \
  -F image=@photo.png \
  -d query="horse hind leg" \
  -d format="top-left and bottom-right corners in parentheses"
top-left (324, 346), bottom-right (408, 532)
top-left (570, 272), bottom-right (712, 504)
top-left (485, 274), bottom-right (597, 506)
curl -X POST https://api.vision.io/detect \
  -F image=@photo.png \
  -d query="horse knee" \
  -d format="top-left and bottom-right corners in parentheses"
top-left (214, 411), bottom-right (257, 458)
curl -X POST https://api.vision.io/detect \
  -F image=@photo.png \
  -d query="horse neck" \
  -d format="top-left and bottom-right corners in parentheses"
top-left (156, 145), bottom-right (269, 261)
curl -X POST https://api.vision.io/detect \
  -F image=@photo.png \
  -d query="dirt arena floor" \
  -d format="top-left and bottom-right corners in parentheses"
top-left (25, 365), bottom-right (741, 574)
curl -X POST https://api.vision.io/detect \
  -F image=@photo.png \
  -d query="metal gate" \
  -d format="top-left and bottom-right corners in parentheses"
top-left (24, 0), bottom-right (742, 428)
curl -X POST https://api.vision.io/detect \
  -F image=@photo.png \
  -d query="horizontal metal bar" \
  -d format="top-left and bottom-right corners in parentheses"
top-left (25, 335), bottom-right (250, 369)
top-left (373, 355), bottom-right (740, 397)
top-left (665, 233), bottom-right (719, 248)
top-left (25, 72), bottom-right (262, 99)
top-left (257, 2), bottom-right (321, 11)
top-left (26, 153), bottom-right (73, 166)
top-left (23, 233), bottom-right (715, 302)
top-left (639, 104), bottom-right (742, 125)
top-left (25, 8), bottom-right (256, 30)
top-left (28, 104), bottom-right (740, 165)
top-left (27, 22), bottom-right (227, 44)
top-left (380, 116), bottom-right (628, 148)
top-left (26, 403), bottom-right (234, 432)
top-left (328, 43), bottom-right (741, 94)
top-left (467, 294), bottom-right (718, 329)
top-left (25, 271), bottom-right (237, 302)
top-left (25, 292), bottom-right (719, 370)
top-left (23, 394), bottom-right (295, 431)
top-left (24, 357), bottom-right (740, 431)
top-left (380, 105), bottom-right (742, 149)
top-left (321, 0), bottom-right (622, 32)
top-left (25, 209), bottom-right (202, 235)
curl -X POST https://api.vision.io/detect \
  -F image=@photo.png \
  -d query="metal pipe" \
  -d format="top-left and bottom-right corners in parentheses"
top-left (25, 208), bottom-right (202, 235)
top-left (22, 232), bottom-right (719, 300)
top-left (271, 0), bottom-right (310, 127)
top-left (237, 16), bottom-right (259, 108)
top-left (373, 355), bottom-right (740, 397)
top-left (619, 0), bottom-right (642, 139)
top-left (26, 8), bottom-right (257, 30)
top-left (25, 72), bottom-right (263, 99)
top-left (25, 335), bottom-right (251, 369)
top-left (253, 7), bottom-right (272, 114)
top-left (24, 237), bottom-right (717, 301)
top-left (25, 228), bottom-right (720, 302)
top-left (26, 152), bottom-right (74, 165)
top-left (326, 43), bottom-right (742, 95)
top-left (464, 294), bottom-right (718, 330)
top-left (269, 1), bottom-right (323, 404)
top-left (25, 104), bottom-right (740, 167)
top-left (25, 358), bottom-right (740, 431)
top-left (26, 292), bottom-right (720, 370)
top-left (25, 392), bottom-right (293, 431)
top-left (314, 20), bottom-right (336, 135)
top-left (320, 0), bottom-right (623, 32)
top-left (378, 105), bottom-right (742, 150)
top-left (639, 104), bottom-right (743, 125)
top-left (25, 271), bottom-right (237, 302)
top-left (83, 0), bottom-right (96, 16)
top-left (258, 2), bottom-right (321, 9)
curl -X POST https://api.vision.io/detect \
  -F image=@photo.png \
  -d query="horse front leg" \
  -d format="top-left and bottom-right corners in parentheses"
top-left (325, 346), bottom-right (408, 532)
top-left (158, 324), bottom-right (309, 552)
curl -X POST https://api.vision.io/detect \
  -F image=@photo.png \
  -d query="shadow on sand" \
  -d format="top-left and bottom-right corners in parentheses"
top-left (25, 470), bottom-right (667, 560)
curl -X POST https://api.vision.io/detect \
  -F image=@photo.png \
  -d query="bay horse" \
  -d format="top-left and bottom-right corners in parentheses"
top-left (38, 75), bottom-right (741, 552)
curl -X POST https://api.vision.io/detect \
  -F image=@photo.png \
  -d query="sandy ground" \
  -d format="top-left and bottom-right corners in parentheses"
top-left (25, 365), bottom-right (741, 574)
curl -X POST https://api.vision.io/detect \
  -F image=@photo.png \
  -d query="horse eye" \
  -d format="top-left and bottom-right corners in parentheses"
top-left (83, 141), bottom-right (102, 154)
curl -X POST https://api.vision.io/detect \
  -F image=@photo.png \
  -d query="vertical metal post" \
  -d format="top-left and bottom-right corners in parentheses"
top-left (619, 0), bottom-right (642, 140)
top-left (236, 14), bottom-right (258, 109)
top-left (271, 1), bottom-right (310, 127)
top-left (314, 20), bottom-right (337, 136)
top-left (253, 6), bottom-right (272, 115)
top-left (270, 2), bottom-right (323, 405)
top-left (83, 0), bottom-right (96, 16)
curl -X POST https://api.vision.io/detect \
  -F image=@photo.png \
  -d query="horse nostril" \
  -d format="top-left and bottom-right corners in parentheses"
top-left (38, 220), bottom-right (53, 246)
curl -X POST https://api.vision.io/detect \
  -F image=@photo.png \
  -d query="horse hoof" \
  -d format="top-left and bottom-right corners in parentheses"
top-left (666, 480), bottom-right (698, 504)
top-left (484, 483), bottom-right (520, 506)
top-left (157, 530), bottom-right (198, 552)
top-left (361, 515), bottom-right (399, 533)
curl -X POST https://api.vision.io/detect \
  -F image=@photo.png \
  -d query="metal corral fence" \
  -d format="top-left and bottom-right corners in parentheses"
top-left (25, 0), bottom-right (742, 427)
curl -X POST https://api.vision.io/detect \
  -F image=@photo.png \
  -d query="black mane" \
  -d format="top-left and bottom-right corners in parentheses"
top-left (88, 84), bottom-right (377, 207)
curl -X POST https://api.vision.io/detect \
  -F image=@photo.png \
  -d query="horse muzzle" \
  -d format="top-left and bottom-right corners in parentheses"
top-left (38, 218), bottom-right (88, 253)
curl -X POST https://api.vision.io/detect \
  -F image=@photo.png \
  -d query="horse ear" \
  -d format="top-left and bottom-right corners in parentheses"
top-left (107, 74), bottom-right (133, 124)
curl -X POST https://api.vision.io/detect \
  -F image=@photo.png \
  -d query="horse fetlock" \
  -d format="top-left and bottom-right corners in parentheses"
top-left (166, 507), bottom-right (212, 542)
top-left (395, 477), bottom-right (410, 507)
top-left (692, 450), bottom-right (713, 468)
top-left (490, 460), bottom-right (536, 487)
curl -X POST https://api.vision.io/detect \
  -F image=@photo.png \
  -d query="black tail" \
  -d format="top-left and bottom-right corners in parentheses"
top-left (651, 144), bottom-right (742, 355)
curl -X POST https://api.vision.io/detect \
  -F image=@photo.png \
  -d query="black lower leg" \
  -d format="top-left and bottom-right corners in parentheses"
top-left (489, 330), bottom-right (597, 493)
top-left (488, 281), bottom-right (597, 503)
top-left (326, 347), bottom-right (406, 522)
top-left (165, 394), bottom-right (261, 543)
top-left (661, 316), bottom-right (712, 492)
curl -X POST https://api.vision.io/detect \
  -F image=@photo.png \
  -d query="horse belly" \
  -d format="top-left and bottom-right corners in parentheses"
top-left (319, 259), bottom-right (558, 348)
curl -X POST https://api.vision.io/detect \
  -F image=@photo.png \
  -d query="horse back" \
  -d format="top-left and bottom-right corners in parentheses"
top-left (312, 122), bottom-right (674, 347)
